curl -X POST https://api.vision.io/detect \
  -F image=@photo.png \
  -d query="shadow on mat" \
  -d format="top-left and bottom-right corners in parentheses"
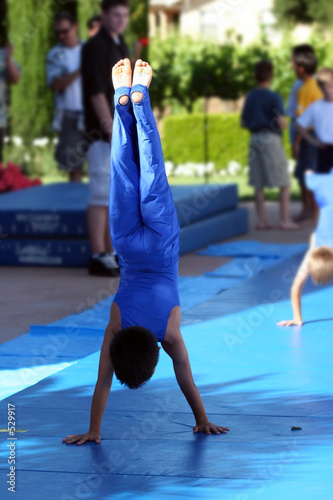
top-left (1, 372), bottom-right (332, 500)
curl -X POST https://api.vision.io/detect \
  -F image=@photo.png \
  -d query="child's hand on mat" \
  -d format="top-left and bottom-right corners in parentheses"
top-left (62, 430), bottom-right (101, 445)
top-left (193, 421), bottom-right (230, 435)
top-left (277, 319), bottom-right (303, 327)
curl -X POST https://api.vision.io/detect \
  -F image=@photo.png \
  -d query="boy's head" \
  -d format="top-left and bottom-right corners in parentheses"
top-left (87, 15), bottom-right (101, 37)
top-left (110, 326), bottom-right (160, 389)
top-left (291, 44), bottom-right (317, 78)
top-left (54, 12), bottom-right (78, 47)
top-left (254, 60), bottom-right (274, 85)
top-left (308, 246), bottom-right (333, 285)
top-left (101, 0), bottom-right (130, 35)
top-left (316, 68), bottom-right (333, 101)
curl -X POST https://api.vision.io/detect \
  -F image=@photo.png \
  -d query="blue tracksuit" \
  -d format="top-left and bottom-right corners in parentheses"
top-left (109, 84), bottom-right (180, 341)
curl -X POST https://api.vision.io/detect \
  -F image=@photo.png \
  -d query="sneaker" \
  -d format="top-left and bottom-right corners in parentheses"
top-left (89, 252), bottom-right (120, 277)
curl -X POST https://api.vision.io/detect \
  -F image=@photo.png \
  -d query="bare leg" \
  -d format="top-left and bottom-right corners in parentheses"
top-left (105, 211), bottom-right (113, 253)
top-left (70, 169), bottom-right (82, 182)
top-left (87, 206), bottom-right (112, 254)
top-left (279, 186), bottom-right (299, 230)
top-left (255, 188), bottom-right (275, 230)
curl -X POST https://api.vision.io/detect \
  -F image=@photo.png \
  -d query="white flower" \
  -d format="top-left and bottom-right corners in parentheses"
top-left (52, 137), bottom-right (59, 145)
top-left (244, 166), bottom-right (249, 174)
top-left (227, 160), bottom-right (241, 176)
top-left (33, 137), bottom-right (49, 147)
top-left (164, 161), bottom-right (174, 177)
top-left (219, 170), bottom-right (227, 176)
top-left (174, 164), bottom-right (193, 177)
top-left (4, 136), bottom-right (10, 144)
top-left (288, 159), bottom-right (296, 174)
top-left (23, 153), bottom-right (31, 162)
top-left (205, 162), bottom-right (215, 173)
top-left (12, 136), bottom-right (23, 146)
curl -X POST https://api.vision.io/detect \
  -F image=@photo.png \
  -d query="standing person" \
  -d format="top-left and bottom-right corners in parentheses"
top-left (287, 79), bottom-right (303, 146)
top-left (292, 44), bottom-right (323, 223)
top-left (0, 43), bottom-right (20, 163)
top-left (46, 12), bottom-right (85, 182)
top-left (82, 0), bottom-right (130, 277)
top-left (62, 58), bottom-right (230, 446)
top-left (241, 60), bottom-right (298, 231)
top-left (87, 16), bottom-right (102, 38)
top-left (295, 68), bottom-right (333, 174)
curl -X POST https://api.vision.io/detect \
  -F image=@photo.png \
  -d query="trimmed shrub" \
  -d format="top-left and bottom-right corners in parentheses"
top-left (162, 113), bottom-right (291, 170)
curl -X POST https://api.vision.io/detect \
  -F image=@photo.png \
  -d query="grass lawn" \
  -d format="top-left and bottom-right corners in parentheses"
top-left (41, 173), bottom-right (301, 202)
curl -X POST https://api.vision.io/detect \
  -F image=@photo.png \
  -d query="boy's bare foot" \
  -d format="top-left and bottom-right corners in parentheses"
top-left (292, 211), bottom-right (312, 223)
top-left (280, 221), bottom-right (300, 231)
top-left (256, 222), bottom-right (276, 230)
top-left (112, 58), bottom-right (132, 105)
top-left (131, 59), bottom-right (153, 103)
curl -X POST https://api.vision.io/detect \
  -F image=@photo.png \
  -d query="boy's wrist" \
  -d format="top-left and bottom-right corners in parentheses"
top-left (194, 413), bottom-right (209, 425)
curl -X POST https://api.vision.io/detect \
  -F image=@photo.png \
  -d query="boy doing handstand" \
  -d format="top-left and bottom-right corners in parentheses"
top-left (63, 59), bottom-right (229, 445)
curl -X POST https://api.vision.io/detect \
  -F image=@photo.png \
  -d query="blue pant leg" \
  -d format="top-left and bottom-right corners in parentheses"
top-left (130, 84), bottom-right (180, 262)
top-left (109, 87), bottom-right (142, 264)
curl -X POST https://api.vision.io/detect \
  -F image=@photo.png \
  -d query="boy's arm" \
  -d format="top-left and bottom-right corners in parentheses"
top-left (277, 252), bottom-right (310, 327)
top-left (295, 122), bottom-right (326, 149)
top-left (163, 319), bottom-right (229, 435)
top-left (63, 307), bottom-right (119, 445)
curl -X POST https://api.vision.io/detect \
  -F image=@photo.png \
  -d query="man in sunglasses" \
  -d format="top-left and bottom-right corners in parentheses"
top-left (46, 12), bottom-right (84, 182)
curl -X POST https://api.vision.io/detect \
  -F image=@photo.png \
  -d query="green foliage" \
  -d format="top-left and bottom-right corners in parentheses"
top-left (150, 29), bottom-right (333, 112)
top-left (162, 113), bottom-right (291, 169)
top-left (7, 0), bottom-right (55, 142)
top-left (6, 0), bottom-right (148, 144)
top-left (274, 0), bottom-right (333, 25)
top-left (77, 0), bottom-right (101, 40)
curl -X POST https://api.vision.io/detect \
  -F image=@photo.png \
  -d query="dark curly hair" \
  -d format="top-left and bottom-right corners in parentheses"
top-left (110, 327), bottom-right (160, 389)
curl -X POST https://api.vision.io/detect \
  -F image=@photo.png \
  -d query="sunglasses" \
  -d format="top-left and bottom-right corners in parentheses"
top-left (55, 27), bottom-right (71, 36)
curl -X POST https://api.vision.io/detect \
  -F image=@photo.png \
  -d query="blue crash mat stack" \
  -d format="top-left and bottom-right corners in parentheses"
top-left (0, 182), bottom-right (248, 266)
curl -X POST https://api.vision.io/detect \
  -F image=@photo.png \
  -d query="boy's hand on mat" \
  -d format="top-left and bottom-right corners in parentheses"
top-left (193, 421), bottom-right (230, 435)
top-left (277, 319), bottom-right (303, 327)
top-left (62, 431), bottom-right (101, 445)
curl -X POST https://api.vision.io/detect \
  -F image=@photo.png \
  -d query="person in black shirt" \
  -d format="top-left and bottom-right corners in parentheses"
top-left (82, 0), bottom-right (130, 277)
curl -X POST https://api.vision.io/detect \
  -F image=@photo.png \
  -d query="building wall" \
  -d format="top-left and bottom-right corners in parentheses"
top-left (179, 0), bottom-right (275, 43)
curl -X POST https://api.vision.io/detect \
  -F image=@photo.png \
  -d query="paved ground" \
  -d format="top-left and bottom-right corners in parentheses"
top-left (0, 201), bottom-right (313, 344)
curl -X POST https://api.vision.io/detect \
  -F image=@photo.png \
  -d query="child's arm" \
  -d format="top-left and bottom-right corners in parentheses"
top-left (62, 319), bottom-right (116, 445)
top-left (295, 122), bottom-right (326, 149)
top-left (277, 252), bottom-right (310, 327)
top-left (163, 316), bottom-right (229, 435)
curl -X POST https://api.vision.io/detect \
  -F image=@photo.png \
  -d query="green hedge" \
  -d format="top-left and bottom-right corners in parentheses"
top-left (162, 113), bottom-right (291, 169)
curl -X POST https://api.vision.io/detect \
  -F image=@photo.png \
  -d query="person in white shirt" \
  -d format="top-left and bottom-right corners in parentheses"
top-left (296, 68), bottom-right (333, 175)
top-left (46, 12), bottom-right (84, 182)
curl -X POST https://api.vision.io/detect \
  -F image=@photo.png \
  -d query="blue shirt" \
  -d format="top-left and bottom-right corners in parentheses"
top-left (306, 170), bottom-right (333, 247)
top-left (241, 88), bottom-right (285, 135)
top-left (287, 80), bottom-right (303, 118)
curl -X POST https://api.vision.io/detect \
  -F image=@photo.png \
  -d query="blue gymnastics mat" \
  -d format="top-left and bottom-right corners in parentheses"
top-left (0, 210), bottom-right (248, 266)
top-left (1, 254), bottom-right (333, 499)
top-left (0, 182), bottom-right (238, 237)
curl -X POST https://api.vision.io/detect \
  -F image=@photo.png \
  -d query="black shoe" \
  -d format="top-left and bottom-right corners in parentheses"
top-left (89, 253), bottom-right (120, 277)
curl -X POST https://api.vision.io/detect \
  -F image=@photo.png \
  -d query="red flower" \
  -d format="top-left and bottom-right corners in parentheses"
top-left (140, 37), bottom-right (149, 46)
top-left (0, 162), bottom-right (42, 194)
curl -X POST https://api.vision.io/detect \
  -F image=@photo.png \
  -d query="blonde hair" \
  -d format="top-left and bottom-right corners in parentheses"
top-left (317, 68), bottom-right (333, 86)
top-left (308, 246), bottom-right (333, 285)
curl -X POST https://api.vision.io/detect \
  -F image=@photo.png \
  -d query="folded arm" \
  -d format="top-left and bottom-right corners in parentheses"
top-left (295, 122), bottom-right (326, 149)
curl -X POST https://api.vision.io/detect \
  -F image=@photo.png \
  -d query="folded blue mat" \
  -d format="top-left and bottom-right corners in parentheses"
top-left (205, 256), bottom-right (285, 278)
top-left (198, 240), bottom-right (308, 258)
